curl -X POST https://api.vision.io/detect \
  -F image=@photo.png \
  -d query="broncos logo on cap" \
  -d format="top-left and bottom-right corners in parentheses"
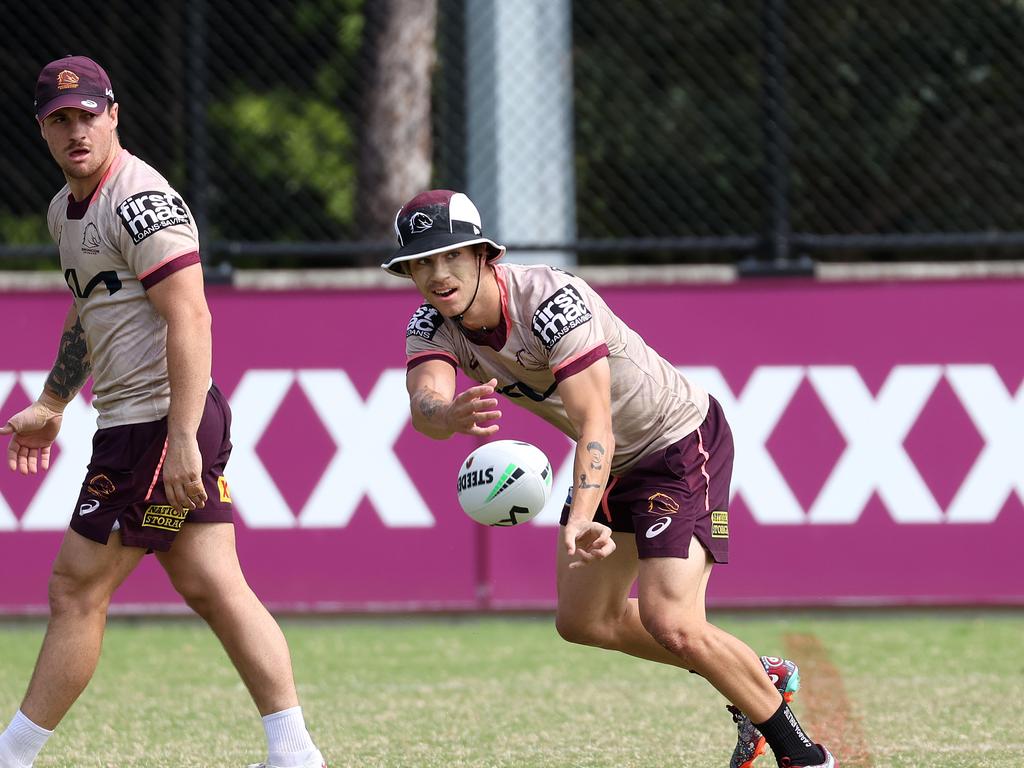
top-left (57, 70), bottom-right (80, 90)
top-left (409, 212), bottom-right (434, 233)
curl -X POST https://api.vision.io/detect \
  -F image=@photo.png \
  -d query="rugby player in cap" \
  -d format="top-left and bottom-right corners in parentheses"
top-left (383, 190), bottom-right (837, 768)
top-left (0, 56), bottom-right (325, 768)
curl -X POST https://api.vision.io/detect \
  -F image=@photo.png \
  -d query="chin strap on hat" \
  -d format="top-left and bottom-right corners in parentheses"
top-left (453, 252), bottom-right (486, 327)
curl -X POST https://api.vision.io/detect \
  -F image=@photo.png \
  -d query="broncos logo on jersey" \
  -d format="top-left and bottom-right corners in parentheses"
top-left (514, 346), bottom-right (547, 371)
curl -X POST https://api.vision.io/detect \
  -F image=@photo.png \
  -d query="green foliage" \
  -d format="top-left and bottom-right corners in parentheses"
top-left (296, 0), bottom-right (364, 51)
top-left (573, 2), bottom-right (765, 239)
top-left (572, 0), bottom-right (1024, 243)
top-left (0, 210), bottom-right (49, 245)
top-left (783, 1), bottom-right (1024, 234)
top-left (210, 91), bottom-right (355, 228)
top-left (203, 0), bottom-right (365, 245)
top-left (4, 1), bottom-right (1022, 264)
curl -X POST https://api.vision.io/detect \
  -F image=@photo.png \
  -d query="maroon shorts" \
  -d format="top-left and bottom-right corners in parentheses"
top-left (560, 396), bottom-right (734, 562)
top-left (70, 384), bottom-right (235, 552)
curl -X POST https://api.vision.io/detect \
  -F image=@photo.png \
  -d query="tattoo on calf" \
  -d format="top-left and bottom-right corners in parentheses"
top-left (45, 317), bottom-right (91, 400)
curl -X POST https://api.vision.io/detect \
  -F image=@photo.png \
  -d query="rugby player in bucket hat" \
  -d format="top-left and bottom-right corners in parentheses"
top-left (381, 186), bottom-right (839, 768)
top-left (382, 190), bottom-right (505, 278)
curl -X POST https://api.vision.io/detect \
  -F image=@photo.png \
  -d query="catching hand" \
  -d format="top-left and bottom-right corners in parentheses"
top-left (448, 378), bottom-right (502, 436)
top-left (563, 518), bottom-right (616, 569)
top-left (1, 401), bottom-right (64, 474)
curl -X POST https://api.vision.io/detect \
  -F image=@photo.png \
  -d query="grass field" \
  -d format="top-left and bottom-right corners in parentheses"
top-left (0, 612), bottom-right (1020, 767)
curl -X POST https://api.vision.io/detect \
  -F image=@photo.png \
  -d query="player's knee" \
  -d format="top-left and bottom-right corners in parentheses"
top-left (641, 614), bottom-right (708, 665)
top-left (171, 569), bottom-right (246, 620)
top-left (555, 613), bottom-right (609, 648)
top-left (172, 577), bottom-right (217, 617)
top-left (46, 569), bottom-right (110, 617)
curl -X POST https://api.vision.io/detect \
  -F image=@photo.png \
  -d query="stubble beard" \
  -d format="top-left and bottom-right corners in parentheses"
top-left (57, 131), bottom-right (114, 181)
top-left (63, 148), bottom-right (106, 180)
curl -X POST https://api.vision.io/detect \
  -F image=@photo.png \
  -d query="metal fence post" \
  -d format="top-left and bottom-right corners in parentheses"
top-left (186, 0), bottom-right (215, 273)
top-left (465, 0), bottom-right (576, 267)
top-left (764, 0), bottom-right (789, 262)
top-left (743, 0), bottom-right (811, 276)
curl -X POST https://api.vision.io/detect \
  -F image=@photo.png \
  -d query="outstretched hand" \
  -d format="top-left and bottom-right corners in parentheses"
top-left (563, 518), bottom-right (616, 569)
top-left (448, 378), bottom-right (502, 436)
top-left (1, 401), bottom-right (64, 474)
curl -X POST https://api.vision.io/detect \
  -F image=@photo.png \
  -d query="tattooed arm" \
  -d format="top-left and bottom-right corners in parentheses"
top-left (407, 359), bottom-right (501, 439)
top-left (560, 357), bottom-right (615, 523)
top-left (558, 357), bottom-right (617, 566)
top-left (0, 303), bottom-right (89, 474)
top-left (43, 303), bottom-right (92, 407)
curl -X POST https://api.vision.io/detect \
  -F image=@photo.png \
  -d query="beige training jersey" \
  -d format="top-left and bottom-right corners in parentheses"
top-left (48, 149), bottom-right (201, 428)
top-left (406, 263), bottom-right (710, 475)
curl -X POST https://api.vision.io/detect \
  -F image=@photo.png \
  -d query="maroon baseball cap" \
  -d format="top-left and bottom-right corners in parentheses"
top-left (34, 55), bottom-right (115, 122)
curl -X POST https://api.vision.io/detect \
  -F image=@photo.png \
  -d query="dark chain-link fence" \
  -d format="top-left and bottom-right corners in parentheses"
top-left (3, 0), bottom-right (1023, 271)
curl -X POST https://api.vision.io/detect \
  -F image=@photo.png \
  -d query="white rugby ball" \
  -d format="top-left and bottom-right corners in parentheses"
top-left (457, 440), bottom-right (553, 526)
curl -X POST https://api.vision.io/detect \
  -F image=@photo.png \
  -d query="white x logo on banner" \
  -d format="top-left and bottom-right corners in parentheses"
top-left (945, 366), bottom-right (1024, 523)
top-left (297, 369), bottom-right (433, 528)
top-left (227, 370), bottom-right (298, 528)
top-left (683, 366), bottom-right (806, 524)
top-left (807, 365), bottom-right (943, 523)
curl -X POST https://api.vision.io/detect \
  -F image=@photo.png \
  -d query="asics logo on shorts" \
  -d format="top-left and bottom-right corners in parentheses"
top-left (79, 499), bottom-right (100, 516)
top-left (645, 516), bottom-right (672, 538)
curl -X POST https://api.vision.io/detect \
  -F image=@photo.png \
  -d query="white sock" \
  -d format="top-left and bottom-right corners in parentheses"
top-left (263, 706), bottom-right (317, 767)
top-left (0, 710), bottom-right (53, 767)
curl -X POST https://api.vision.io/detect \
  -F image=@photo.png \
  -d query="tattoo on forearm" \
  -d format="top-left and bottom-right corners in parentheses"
top-left (417, 393), bottom-right (445, 420)
top-left (587, 441), bottom-right (606, 470)
top-left (45, 317), bottom-right (91, 400)
top-left (578, 472), bottom-right (601, 490)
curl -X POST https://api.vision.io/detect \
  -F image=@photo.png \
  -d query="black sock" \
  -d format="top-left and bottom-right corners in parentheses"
top-left (755, 701), bottom-right (823, 766)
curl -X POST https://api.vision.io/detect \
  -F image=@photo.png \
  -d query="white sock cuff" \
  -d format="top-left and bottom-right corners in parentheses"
top-left (263, 706), bottom-right (315, 756)
top-left (12, 711), bottom-right (52, 737)
top-left (261, 706), bottom-right (303, 726)
top-left (1, 710), bottom-right (53, 766)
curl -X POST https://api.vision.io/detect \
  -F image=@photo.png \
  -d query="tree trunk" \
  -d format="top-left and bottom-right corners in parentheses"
top-left (358, 0), bottom-right (438, 258)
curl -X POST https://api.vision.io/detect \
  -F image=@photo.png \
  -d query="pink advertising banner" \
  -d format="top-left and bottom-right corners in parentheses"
top-left (1, 276), bottom-right (1022, 613)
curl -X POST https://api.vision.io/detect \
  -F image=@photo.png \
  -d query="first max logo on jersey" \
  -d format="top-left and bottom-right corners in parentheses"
top-left (407, 304), bottom-right (443, 340)
top-left (532, 285), bottom-right (592, 350)
top-left (117, 191), bottom-right (191, 245)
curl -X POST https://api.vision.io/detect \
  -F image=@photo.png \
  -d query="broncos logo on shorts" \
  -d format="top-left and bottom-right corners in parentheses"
top-left (647, 492), bottom-right (680, 515)
top-left (86, 473), bottom-right (116, 498)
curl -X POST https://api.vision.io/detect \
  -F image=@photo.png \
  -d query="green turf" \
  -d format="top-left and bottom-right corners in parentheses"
top-left (0, 612), bottom-right (1020, 767)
